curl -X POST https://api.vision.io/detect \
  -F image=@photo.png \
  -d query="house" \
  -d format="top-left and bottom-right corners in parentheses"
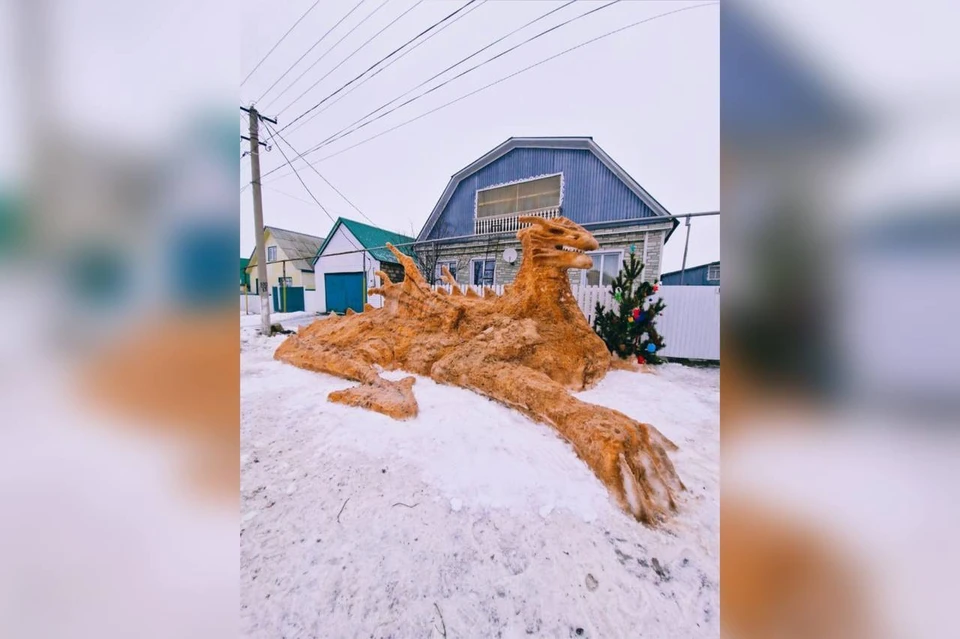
top-left (245, 226), bottom-right (325, 312)
top-left (240, 256), bottom-right (250, 292)
top-left (415, 137), bottom-right (677, 289)
top-left (661, 261), bottom-right (719, 286)
top-left (313, 217), bottom-right (415, 314)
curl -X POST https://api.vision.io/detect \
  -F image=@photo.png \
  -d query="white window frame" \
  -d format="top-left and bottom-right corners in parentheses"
top-left (469, 257), bottom-right (496, 287)
top-left (474, 172), bottom-right (565, 219)
top-left (706, 263), bottom-right (720, 282)
top-left (579, 250), bottom-right (624, 287)
top-left (266, 245), bottom-right (277, 263)
top-left (278, 276), bottom-right (293, 287)
top-left (435, 260), bottom-right (458, 281)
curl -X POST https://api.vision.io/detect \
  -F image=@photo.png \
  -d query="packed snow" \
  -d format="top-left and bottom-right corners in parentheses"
top-left (240, 321), bottom-right (719, 638)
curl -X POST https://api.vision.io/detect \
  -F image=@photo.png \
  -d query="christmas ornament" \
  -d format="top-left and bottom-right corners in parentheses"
top-left (630, 244), bottom-right (636, 254)
top-left (613, 287), bottom-right (623, 303)
top-left (627, 316), bottom-right (634, 323)
top-left (636, 354), bottom-right (646, 364)
top-left (637, 312), bottom-right (646, 323)
top-left (632, 308), bottom-right (640, 320)
top-left (646, 343), bottom-right (656, 353)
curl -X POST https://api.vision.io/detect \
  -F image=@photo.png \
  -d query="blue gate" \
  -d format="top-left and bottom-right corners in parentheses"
top-left (324, 272), bottom-right (365, 314)
top-left (272, 286), bottom-right (305, 312)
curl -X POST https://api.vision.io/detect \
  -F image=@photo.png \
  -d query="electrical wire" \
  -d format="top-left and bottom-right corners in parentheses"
top-left (242, 0), bottom-right (322, 87)
top-left (279, 0), bottom-right (481, 133)
top-left (263, 0), bottom-right (400, 113)
top-left (309, 0), bottom-right (613, 155)
top-left (261, 120), bottom-right (337, 225)
top-left (255, 0), bottom-right (371, 105)
top-left (284, 0), bottom-right (487, 136)
top-left (264, 121), bottom-right (378, 235)
top-left (269, 2), bottom-right (717, 181)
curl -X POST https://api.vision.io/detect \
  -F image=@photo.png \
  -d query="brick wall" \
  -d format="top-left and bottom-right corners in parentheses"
top-left (380, 261), bottom-right (405, 284)
top-left (419, 221), bottom-right (674, 286)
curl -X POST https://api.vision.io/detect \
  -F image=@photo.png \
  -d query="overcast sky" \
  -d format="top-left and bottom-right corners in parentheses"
top-left (240, 0), bottom-right (719, 273)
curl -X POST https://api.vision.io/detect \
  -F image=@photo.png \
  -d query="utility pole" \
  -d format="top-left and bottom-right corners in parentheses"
top-left (679, 215), bottom-right (692, 285)
top-left (243, 104), bottom-right (277, 335)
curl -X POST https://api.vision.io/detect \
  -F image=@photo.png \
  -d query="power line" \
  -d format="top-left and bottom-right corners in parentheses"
top-left (270, 2), bottom-right (718, 179)
top-left (309, 0), bottom-right (614, 156)
top-left (256, 0), bottom-right (371, 105)
top-left (257, 121), bottom-right (366, 303)
top-left (242, 0), bottom-right (322, 87)
top-left (246, 210), bottom-right (718, 267)
top-left (284, 0), bottom-right (487, 137)
top-left (279, 0), bottom-right (481, 134)
top-left (266, 122), bottom-right (378, 225)
top-left (263, 184), bottom-right (343, 211)
top-left (261, 120), bottom-right (337, 225)
top-left (264, 0), bottom-right (401, 113)
top-left (268, 119), bottom-right (375, 231)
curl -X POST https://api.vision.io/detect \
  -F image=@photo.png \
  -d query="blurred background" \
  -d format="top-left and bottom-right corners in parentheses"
top-left (0, 0), bottom-right (238, 637)
top-left (722, 0), bottom-right (959, 637)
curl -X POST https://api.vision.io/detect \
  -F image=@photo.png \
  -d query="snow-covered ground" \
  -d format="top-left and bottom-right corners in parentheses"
top-left (240, 322), bottom-right (719, 638)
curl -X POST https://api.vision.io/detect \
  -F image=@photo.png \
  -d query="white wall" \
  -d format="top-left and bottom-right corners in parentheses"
top-left (240, 293), bottom-right (260, 314)
top-left (656, 286), bottom-right (720, 360)
top-left (313, 225), bottom-right (381, 312)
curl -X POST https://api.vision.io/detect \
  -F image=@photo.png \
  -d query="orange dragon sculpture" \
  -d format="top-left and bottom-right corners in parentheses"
top-left (275, 216), bottom-right (683, 524)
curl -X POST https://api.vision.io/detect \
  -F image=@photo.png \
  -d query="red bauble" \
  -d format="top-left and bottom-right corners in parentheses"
top-left (632, 307), bottom-right (640, 320)
top-left (636, 354), bottom-right (646, 364)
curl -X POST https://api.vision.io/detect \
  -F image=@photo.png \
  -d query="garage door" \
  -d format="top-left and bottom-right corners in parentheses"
top-left (324, 272), bottom-right (365, 314)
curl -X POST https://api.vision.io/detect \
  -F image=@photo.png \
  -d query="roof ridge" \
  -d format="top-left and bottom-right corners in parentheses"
top-left (338, 216), bottom-right (415, 241)
top-left (264, 224), bottom-right (326, 240)
top-left (660, 260), bottom-right (720, 276)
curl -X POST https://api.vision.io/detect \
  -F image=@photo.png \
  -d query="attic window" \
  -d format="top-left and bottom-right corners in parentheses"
top-left (707, 264), bottom-right (720, 281)
top-left (267, 245), bottom-right (277, 263)
top-left (476, 174), bottom-right (561, 219)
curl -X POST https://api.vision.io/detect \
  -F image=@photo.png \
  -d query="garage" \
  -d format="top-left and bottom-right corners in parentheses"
top-left (312, 217), bottom-right (416, 314)
top-left (324, 272), bottom-right (365, 314)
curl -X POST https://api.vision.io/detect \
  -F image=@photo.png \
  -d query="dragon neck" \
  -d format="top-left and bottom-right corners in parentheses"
top-left (509, 259), bottom-right (582, 319)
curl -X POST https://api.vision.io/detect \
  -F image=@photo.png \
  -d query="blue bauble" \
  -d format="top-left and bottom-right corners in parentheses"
top-left (646, 343), bottom-right (656, 353)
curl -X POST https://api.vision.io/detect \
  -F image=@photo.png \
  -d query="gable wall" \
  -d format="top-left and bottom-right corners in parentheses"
top-left (426, 148), bottom-right (658, 240)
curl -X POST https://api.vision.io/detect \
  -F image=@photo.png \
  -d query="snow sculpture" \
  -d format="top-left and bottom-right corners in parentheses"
top-left (275, 216), bottom-right (683, 524)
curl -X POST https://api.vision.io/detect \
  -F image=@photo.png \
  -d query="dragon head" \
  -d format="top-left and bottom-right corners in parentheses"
top-left (516, 215), bottom-right (599, 271)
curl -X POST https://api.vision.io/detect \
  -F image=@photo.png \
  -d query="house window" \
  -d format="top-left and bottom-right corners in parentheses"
top-left (582, 251), bottom-right (622, 287)
top-left (278, 276), bottom-right (293, 287)
top-left (476, 174), bottom-right (561, 219)
top-left (470, 258), bottom-right (496, 286)
top-left (267, 245), bottom-right (277, 262)
top-left (707, 264), bottom-right (720, 282)
top-left (435, 260), bottom-right (458, 282)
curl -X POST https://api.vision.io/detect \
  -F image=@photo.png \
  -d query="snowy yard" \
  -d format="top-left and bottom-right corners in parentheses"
top-left (240, 322), bottom-right (719, 638)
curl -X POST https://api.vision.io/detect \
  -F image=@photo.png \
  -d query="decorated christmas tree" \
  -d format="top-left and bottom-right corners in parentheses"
top-left (593, 250), bottom-right (666, 365)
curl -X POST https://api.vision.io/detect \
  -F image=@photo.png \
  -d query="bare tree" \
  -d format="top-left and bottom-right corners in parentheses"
top-left (414, 240), bottom-right (442, 285)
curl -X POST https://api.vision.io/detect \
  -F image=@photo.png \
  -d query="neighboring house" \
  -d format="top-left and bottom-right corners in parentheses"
top-left (245, 226), bottom-right (325, 312)
top-left (415, 137), bottom-right (677, 289)
top-left (240, 256), bottom-right (250, 292)
top-left (313, 217), bottom-right (415, 314)
top-left (661, 261), bottom-right (720, 286)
